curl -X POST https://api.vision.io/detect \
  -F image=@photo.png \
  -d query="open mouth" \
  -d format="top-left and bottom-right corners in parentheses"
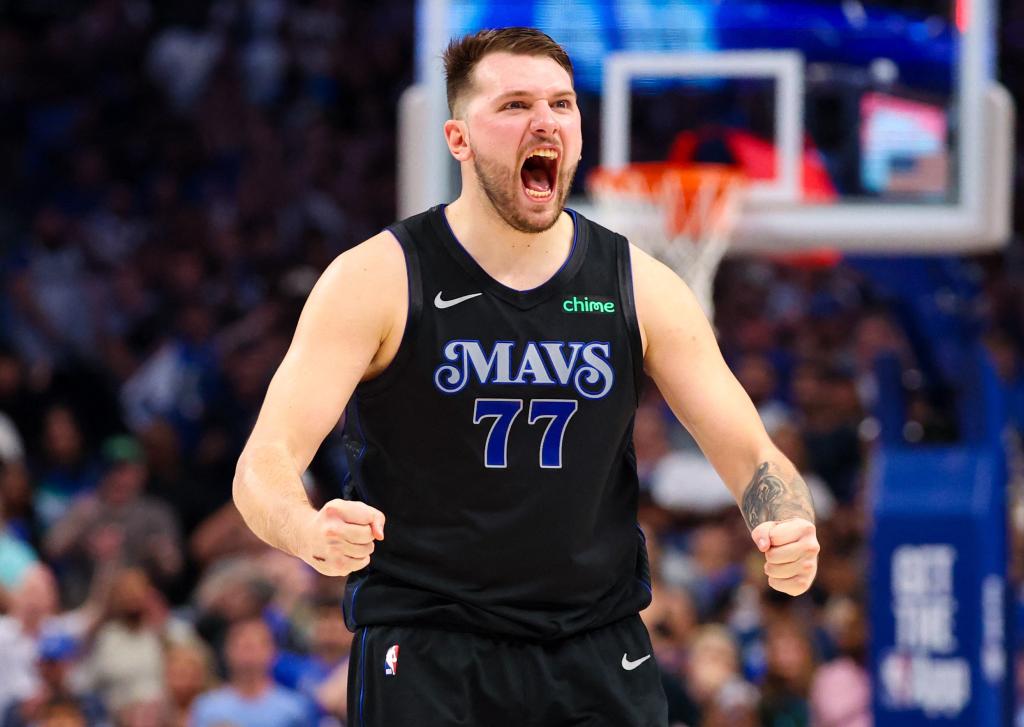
top-left (520, 147), bottom-right (559, 201)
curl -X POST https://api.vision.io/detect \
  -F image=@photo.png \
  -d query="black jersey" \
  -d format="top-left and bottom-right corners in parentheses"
top-left (341, 205), bottom-right (652, 641)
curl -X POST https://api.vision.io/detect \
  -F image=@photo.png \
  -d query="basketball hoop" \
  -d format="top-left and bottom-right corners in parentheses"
top-left (587, 163), bottom-right (744, 319)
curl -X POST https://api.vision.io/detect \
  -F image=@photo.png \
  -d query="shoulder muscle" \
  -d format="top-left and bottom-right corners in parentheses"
top-left (246, 230), bottom-right (406, 468)
top-left (628, 243), bottom-right (710, 362)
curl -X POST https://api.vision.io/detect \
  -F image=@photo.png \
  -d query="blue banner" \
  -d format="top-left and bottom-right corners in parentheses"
top-left (871, 445), bottom-right (1010, 725)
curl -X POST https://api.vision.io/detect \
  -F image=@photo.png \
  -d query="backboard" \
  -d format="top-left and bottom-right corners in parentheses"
top-left (403, 0), bottom-right (1014, 254)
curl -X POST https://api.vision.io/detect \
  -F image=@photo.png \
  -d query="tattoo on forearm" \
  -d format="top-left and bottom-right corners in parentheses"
top-left (741, 462), bottom-right (815, 530)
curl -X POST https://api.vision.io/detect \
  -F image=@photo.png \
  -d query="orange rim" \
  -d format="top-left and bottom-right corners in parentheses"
top-left (587, 162), bottom-right (744, 238)
top-left (588, 163), bottom-right (839, 266)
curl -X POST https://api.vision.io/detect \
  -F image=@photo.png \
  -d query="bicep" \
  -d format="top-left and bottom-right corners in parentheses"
top-left (632, 246), bottom-right (773, 492)
top-left (247, 235), bottom-right (403, 471)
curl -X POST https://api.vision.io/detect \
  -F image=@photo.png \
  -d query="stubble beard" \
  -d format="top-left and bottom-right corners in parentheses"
top-left (472, 151), bottom-right (578, 234)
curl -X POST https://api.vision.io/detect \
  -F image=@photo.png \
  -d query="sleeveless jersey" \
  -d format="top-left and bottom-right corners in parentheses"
top-left (341, 205), bottom-right (652, 641)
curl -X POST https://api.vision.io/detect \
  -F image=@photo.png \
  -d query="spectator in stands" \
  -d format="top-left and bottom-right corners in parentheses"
top-left (94, 261), bottom-right (159, 384)
top-left (25, 698), bottom-right (89, 727)
top-left (189, 502), bottom-right (265, 571)
top-left (82, 183), bottom-right (148, 274)
top-left (189, 618), bottom-right (308, 727)
top-left (678, 522), bottom-right (745, 621)
top-left (0, 411), bottom-right (25, 466)
top-left (759, 617), bottom-right (818, 727)
top-left (1, 632), bottom-right (108, 727)
top-left (45, 435), bottom-right (182, 601)
top-left (0, 343), bottom-right (41, 455)
top-left (32, 405), bottom-right (99, 531)
top-left (192, 559), bottom-right (275, 658)
top-left (813, 532), bottom-right (867, 603)
top-left (273, 595), bottom-right (352, 721)
top-left (0, 346), bottom-right (35, 548)
top-left (734, 353), bottom-right (791, 433)
top-left (632, 401), bottom-right (671, 492)
top-left (683, 625), bottom-right (759, 727)
top-left (139, 418), bottom-right (231, 548)
top-left (852, 312), bottom-right (913, 399)
top-left (119, 300), bottom-right (223, 452)
top-left (256, 550), bottom-right (317, 645)
top-left (791, 363), bottom-right (863, 504)
top-left (639, 519), bottom-right (697, 671)
top-left (0, 452), bottom-right (33, 549)
top-left (112, 698), bottom-right (165, 727)
top-left (313, 664), bottom-right (350, 726)
top-left (765, 421), bottom-right (835, 521)
top-left (164, 641), bottom-right (217, 727)
top-left (4, 206), bottom-right (98, 370)
top-left (0, 492), bottom-right (37, 590)
top-left (84, 569), bottom-right (166, 714)
top-left (0, 565), bottom-right (90, 717)
top-left (809, 597), bottom-right (871, 727)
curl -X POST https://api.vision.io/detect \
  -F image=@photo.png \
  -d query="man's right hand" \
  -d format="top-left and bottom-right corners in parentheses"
top-left (302, 499), bottom-right (386, 577)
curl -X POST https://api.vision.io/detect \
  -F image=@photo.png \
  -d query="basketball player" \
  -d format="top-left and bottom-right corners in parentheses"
top-left (234, 28), bottom-right (818, 726)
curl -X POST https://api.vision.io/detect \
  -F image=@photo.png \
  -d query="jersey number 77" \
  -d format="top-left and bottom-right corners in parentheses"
top-left (473, 398), bottom-right (578, 469)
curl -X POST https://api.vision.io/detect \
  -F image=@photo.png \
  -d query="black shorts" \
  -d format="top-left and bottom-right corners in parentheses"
top-left (346, 614), bottom-right (668, 727)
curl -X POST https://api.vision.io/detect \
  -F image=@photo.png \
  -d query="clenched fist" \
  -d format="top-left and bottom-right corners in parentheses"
top-left (301, 499), bottom-right (386, 577)
top-left (751, 517), bottom-right (819, 596)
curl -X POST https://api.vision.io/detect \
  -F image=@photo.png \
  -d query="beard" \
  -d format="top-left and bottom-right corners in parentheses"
top-left (472, 149), bottom-right (578, 234)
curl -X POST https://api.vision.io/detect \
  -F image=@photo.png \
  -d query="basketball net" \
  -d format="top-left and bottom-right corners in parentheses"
top-left (587, 163), bottom-right (744, 320)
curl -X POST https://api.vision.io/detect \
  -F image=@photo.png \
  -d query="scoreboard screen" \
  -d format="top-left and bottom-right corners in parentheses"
top-left (430, 0), bottom-right (956, 93)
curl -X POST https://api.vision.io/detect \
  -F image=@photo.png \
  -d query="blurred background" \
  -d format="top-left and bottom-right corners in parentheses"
top-left (0, 1), bottom-right (1022, 726)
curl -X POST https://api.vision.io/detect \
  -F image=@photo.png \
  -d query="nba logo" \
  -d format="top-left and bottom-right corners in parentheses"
top-left (384, 644), bottom-right (399, 676)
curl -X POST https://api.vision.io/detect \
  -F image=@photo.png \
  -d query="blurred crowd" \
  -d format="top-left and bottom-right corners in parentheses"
top-left (0, 1), bottom-right (408, 725)
top-left (0, 1), bottom-right (1023, 727)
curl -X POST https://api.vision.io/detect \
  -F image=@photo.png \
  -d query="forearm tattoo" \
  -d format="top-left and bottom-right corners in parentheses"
top-left (741, 461), bottom-right (815, 531)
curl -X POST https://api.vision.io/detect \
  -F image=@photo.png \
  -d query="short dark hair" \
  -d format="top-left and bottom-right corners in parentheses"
top-left (443, 27), bottom-right (574, 117)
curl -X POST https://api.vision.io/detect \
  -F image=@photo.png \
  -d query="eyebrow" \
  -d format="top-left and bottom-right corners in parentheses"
top-left (493, 89), bottom-right (577, 102)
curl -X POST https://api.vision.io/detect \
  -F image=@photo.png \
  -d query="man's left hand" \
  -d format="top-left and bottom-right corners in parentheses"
top-left (750, 517), bottom-right (819, 596)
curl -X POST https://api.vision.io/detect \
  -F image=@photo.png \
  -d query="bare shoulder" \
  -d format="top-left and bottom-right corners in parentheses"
top-left (242, 231), bottom-right (409, 469)
top-left (318, 230), bottom-right (406, 298)
top-left (628, 242), bottom-right (688, 301)
top-left (310, 231), bottom-right (405, 317)
top-left (295, 230), bottom-right (408, 363)
top-left (627, 243), bottom-right (706, 358)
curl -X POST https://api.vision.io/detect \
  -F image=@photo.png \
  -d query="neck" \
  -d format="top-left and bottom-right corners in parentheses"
top-left (18, 614), bottom-right (44, 636)
top-left (232, 673), bottom-right (270, 698)
top-left (445, 192), bottom-right (573, 289)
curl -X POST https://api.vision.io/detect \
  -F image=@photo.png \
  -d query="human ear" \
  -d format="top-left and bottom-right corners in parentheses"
top-left (444, 119), bottom-right (472, 162)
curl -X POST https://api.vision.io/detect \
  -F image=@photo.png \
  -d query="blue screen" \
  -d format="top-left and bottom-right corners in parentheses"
top-left (443, 0), bottom-right (955, 94)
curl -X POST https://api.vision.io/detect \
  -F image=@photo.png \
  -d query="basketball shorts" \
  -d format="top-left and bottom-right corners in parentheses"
top-left (346, 614), bottom-right (668, 727)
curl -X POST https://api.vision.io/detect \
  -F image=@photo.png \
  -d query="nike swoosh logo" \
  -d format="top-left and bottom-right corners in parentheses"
top-left (434, 291), bottom-right (483, 309)
top-left (621, 653), bottom-right (651, 671)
